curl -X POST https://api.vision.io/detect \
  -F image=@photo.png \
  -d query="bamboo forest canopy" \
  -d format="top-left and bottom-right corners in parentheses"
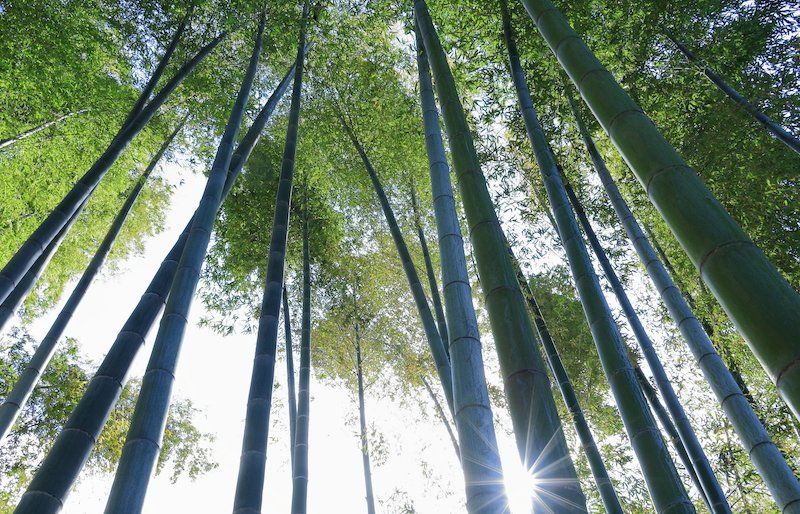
top-left (0, 0), bottom-right (798, 512)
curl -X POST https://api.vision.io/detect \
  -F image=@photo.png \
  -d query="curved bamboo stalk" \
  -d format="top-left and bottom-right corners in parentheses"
top-left (104, 13), bottom-right (266, 513)
top-left (414, 24), bottom-right (507, 513)
top-left (564, 87), bottom-right (800, 513)
top-left (338, 111), bottom-right (455, 418)
top-left (13, 59), bottom-right (296, 514)
top-left (0, 119), bottom-right (186, 443)
top-left (415, 2), bottom-right (585, 510)
top-left (562, 177), bottom-right (728, 512)
top-left (517, 0), bottom-right (800, 430)
top-left (0, 27), bottom-right (225, 309)
top-left (500, 3), bottom-right (692, 510)
top-left (664, 32), bottom-right (800, 156)
top-left (290, 178), bottom-right (312, 513)
top-left (233, 5), bottom-right (310, 513)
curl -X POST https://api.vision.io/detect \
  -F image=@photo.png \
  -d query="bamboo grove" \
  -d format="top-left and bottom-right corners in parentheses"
top-left (0, 0), bottom-right (798, 512)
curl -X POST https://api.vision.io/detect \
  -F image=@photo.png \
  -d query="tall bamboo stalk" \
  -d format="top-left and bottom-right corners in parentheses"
top-left (0, 26), bottom-right (224, 309)
top-left (338, 112), bottom-right (454, 417)
top-left (0, 110), bottom-right (88, 151)
top-left (233, 5), bottom-right (310, 513)
top-left (104, 13), bottom-right (266, 513)
top-left (507, 243), bottom-right (623, 513)
top-left (0, 196), bottom-right (87, 336)
top-left (290, 178), bottom-right (312, 514)
top-left (664, 32), bottom-right (800, 155)
top-left (0, 119), bottom-right (186, 443)
top-left (409, 185), bottom-right (449, 355)
top-left (414, 27), bottom-right (507, 513)
top-left (283, 286), bottom-right (297, 470)
top-left (420, 376), bottom-right (460, 459)
top-left (561, 176), bottom-right (729, 512)
top-left (500, 4), bottom-right (692, 510)
top-left (355, 319), bottom-right (377, 514)
top-left (414, 3), bottom-right (584, 509)
top-left (518, 0), bottom-right (800, 426)
top-left (634, 366), bottom-right (706, 509)
top-left (565, 87), bottom-right (800, 512)
top-left (14, 59), bottom-right (297, 514)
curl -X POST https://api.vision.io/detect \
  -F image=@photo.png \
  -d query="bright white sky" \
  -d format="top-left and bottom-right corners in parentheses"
top-left (18, 158), bottom-right (538, 514)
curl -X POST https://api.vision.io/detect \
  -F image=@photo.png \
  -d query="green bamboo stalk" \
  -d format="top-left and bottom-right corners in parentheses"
top-left (233, 5), bottom-right (310, 513)
top-left (507, 243), bottom-right (624, 513)
top-left (500, 4), bottom-right (692, 510)
top-left (420, 376), bottom-right (460, 459)
top-left (104, 13), bottom-right (266, 513)
top-left (290, 178), bottom-right (312, 514)
top-left (355, 319), bottom-right (377, 514)
top-left (561, 176), bottom-right (728, 512)
top-left (0, 26), bottom-right (224, 309)
top-left (414, 2), bottom-right (585, 510)
top-left (13, 59), bottom-right (297, 514)
top-left (0, 195), bottom-right (88, 336)
top-left (565, 87), bottom-right (800, 512)
top-left (338, 111), bottom-right (455, 417)
top-left (518, 0), bottom-right (800, 424)
top-left (635, 366), bottom-right (707, 508)
top-left (283, 285), bottom-right (297, 470)
top-left (0, 118), bottom-right (186, 444)
top-left (409, 185), bottom-right (449, 356)
top-left (414, 25), bottom-right (507, 513)
top-left (664, 32), bottom-right (800, 156)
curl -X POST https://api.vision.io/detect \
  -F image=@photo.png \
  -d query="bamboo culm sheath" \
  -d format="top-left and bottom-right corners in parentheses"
top-left (0, 119), bottom-right (186, 444)
top-left (562, 177), bottom-right (729, 513)
top-left (665, 32), bottom-right (800, 156)
top-left (290, 179), bottom-right (312, 514)
top-left (283, 286), bottom-right (297, 471)
top-left (14, 61), bottom-right (295, 513)
top-left (104, 13), bottom-right (266, 513)
top-left (414, 25), bottom-right (507, 513)
top-left (507, 244), bottom-right (624, 514)
top-left (564, 87), bottom-right (800, 513)
top-left (234, 5), bottom-right (310, 513)
top-left (0, 25), bottom-right (225, 310)
top-left (415, 3), bottom-right (585, 509)
top-left (500, 3), bottom-right (692, 510)
top-left (517, 0), bottom-right (800, 426)
top-left (338, 111), bottom-right (455, 418)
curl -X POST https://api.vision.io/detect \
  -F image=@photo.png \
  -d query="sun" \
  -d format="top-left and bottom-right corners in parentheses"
top-left (505, 464), bottom-right (537, 514)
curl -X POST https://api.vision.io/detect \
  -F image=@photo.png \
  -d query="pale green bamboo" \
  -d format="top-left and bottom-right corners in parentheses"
top-left (415, 2), bottom-right (585, 510)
